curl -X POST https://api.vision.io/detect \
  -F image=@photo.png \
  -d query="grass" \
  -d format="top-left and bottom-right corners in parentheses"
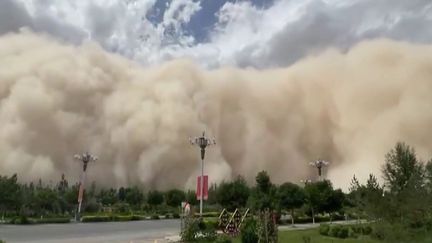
top-left (233, 228), bottom-right (379, 243)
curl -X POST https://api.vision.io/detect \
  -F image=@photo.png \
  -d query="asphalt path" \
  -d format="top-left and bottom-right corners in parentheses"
top-left (0, 219), bottom-right (181, 243)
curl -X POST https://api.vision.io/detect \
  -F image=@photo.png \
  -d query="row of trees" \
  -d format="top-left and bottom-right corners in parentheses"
top-left (0, 172), bottom-right (345, 221)
top-left (0, 175), bottom-right (196, 217)
top-left (348, 142), bottom-right (432, 242)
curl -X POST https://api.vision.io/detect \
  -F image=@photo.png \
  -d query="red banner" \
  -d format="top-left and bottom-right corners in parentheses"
top-left (78, 183), bottom-right (84, 203)
top-left (196, 175), bottom-right (208, 200)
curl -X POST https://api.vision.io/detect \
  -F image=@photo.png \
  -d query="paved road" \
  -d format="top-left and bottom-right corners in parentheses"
top-left (0, 219), bottom-right (181, 243)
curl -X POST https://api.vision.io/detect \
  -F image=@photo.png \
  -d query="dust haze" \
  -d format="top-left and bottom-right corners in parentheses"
top-left (1, 31), bottom-right (431, 190)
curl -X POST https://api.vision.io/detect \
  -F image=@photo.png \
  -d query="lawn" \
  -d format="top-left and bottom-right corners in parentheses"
top-left (233, 228), bottom-right (379, 243)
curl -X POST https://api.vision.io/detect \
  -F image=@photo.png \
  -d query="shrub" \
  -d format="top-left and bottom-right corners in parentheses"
top-left (150, 215), bottom-right (160, 220)
top-left (349, 230), bottom-right (358, 239)
top-left (302, 236), bottom-right (311, 243)
top-left (164, 213), bottom-right (171, 219)
top-left (329, 224), bottom-right (342, 238)
top-left (81, 216), bottom-right (111, 222)
top-left (173, 213), bottom-right (180, 219)
top-left (130, 215), bottom-right (143, 221)
top-left (215, 235), bottom-right (232, 243)
top-left (319, 224), bottom-right (330, 236)
top-left (198, 226), bottom-right (217, 242)
top-left (9, 215), bottom-right (32, 224)
top-left (181, 218), bottom-right (200, 242)
top-left (362, 225), bottom-right (373, 235)
top-left (241, 218), bottom-right (258, 243)
top-left (36, 218), bottom-right (70, 224)
top-left (351, 224), bottom-right (363, 234)
top-left (337, 226), bottom-right (349, 239)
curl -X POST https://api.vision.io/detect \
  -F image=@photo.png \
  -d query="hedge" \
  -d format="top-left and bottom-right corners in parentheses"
top-left (8, 216), bottom-right (70, 224)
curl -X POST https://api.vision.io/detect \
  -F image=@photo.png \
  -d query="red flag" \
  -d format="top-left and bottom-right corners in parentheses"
top-left (78, 183), bottom-right (84, 203)
top-left (196, 175), bottom-right (208, 200)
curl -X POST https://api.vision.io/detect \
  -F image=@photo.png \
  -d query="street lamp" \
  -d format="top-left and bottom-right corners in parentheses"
top-left (309, 159), bottom-right (329, 181)
top-left (300, 179), bottom-right (312, 186)
top-left (189, 131), bottom-right (216, 217)
top-left (74, 152), bottom-right (97, 220)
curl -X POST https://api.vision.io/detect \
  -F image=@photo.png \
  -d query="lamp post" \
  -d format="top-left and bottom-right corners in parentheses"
top-left (309, 159), bottom-right (329, 181)
top-left (74, 152), bottom-right (97, 220)
top-left (189, 131), bottom-right (215, 217)
top-left (300, 179), bottom-right (312, 186)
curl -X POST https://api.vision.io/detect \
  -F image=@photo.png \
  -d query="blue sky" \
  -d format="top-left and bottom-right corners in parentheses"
top-left (1, 0), bottom-right (432, 68)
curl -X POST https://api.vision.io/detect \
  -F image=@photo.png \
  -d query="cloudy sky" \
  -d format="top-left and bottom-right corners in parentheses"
top-left (1, 0), bottom-right (431, 68)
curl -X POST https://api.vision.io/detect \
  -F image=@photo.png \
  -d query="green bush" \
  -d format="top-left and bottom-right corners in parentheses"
top-left (181, 218), bottom-right (200, 242)
top-left (319, 224), bottom-right (330, 236)
top-left (112, 215), bottom-right (132, 221)
top-left (150, 215), bottom-right (160, 220)
top-left (81, 216), bottom-right (111, 222)
top-left (215, 235), bottom-right (232, 243)
top-left (349, 230), bottom-right (358, 239)
top-left (164, 213), bottom-right (171, 219)
top-left (36, 218), bottom-right (70, 224)
top-left (130, 215), bottom-right (144, 221)
top-left (302, 236), bottom-right (311, 243)
top-left (9, 215), bottom-right (32, 224)
top-left (241, 218), bottom-right (258, 243)
top-left (173, 213), bottom-right (180, 218)
top-left (350, 224), bottom-right (363, 234)
top-left (329, 224), bottom-right (342, 238)
top-left (362, 225), bottom-right (373, 235)
top-left (337, 226), bottom-right (349, 239)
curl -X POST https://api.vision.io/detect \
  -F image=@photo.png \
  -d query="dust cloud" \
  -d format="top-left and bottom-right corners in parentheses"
top-left (1, 31), bottom-right (432, 190)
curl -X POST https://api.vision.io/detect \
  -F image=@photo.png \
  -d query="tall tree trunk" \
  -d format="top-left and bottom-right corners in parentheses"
top-left (291, 209), bottom-right (295, 225)
top-left (312, 208), bottom-right (315, 224)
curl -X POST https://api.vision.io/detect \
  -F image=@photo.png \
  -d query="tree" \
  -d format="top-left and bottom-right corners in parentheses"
top-left (118, 187), bottom-right (126, 201)
top-left (0, 174), bottom-right (21, 215)
top-left (277, 182), bottom-right (305, 224)
top-left (381, 142), bottom-right (429, 230)
top-left (383, 142), bottom-right (425, 193)
top-left (256, 171), bottom-right (271, 194)
top-left (186, 190), bottom-right (198, 206)
top-left (425, 159), bottom-right (432, 191)
top-left (304, 180), bottom-right (334, 224)
top-left (125, 186), bottom-right (144, 207)
top-left (216, 176), bottom-right (250, 210)
top-left (165, 189), bottom-right (186, 207)
top-left (97, 188), bottom-right (118, 206)
top-left (249, 171), bottom-right (277, 211)
top-left (147, 190), bottom-right (164, 207)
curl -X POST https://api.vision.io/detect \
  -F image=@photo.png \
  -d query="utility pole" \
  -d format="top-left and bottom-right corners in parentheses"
top-left (189, 131), bottom-right (215, 217)
top-left (74, 152), bottom-right (97, 221)
top-left (309, 159), bottom-right (329, 181)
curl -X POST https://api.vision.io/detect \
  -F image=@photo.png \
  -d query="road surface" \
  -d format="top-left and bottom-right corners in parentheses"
top-left (0, 219), bottom-right (181, 243)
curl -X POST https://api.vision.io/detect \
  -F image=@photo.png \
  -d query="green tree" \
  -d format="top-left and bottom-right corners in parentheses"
top-left (277, 182), bottom-right (305, 224)
top-left (186, 190), bottom-right (198, 206)
top-left (304, 180), bottom-right (335, 224)
top-left (97, 188), bottom-right (118, 206)
top-left (165, 189), bottom-right (186, 207)
top-left (147, 190), bottom-right (164, 207)
top-left (383, 142), bottom-right (425, 193)
top-left (118, 187), bottom-right (126, 201)
top-left (125, 186), bottom-right (144, 207)
top-left (249, 171), bottom-right (277, 211)
top-left (381, 142), bottom-right (428, 230)
top-left (216, 176), bottom-right (250, 210)
top-left (0, 174), bottom-right (21, 215)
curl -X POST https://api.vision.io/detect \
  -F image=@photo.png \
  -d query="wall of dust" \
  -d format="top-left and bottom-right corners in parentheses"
top-left (1, 31), bottom-right (432, 189)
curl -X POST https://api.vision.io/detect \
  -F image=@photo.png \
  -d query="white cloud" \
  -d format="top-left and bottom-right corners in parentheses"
top-left (1, 0), bottom-right (432, 68)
